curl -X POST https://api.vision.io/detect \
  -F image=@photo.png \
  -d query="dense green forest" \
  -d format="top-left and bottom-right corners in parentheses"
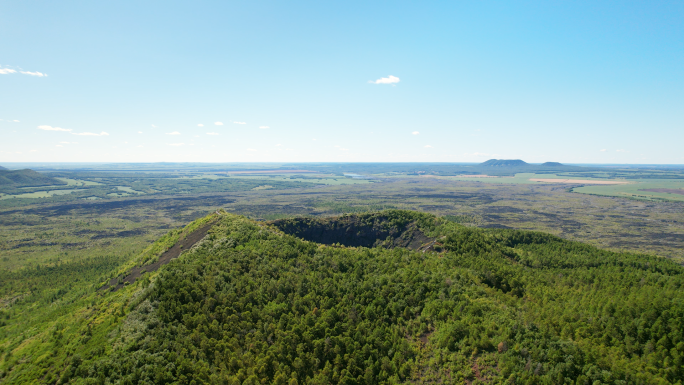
top-left (1, 210), bottom-right (683, 384)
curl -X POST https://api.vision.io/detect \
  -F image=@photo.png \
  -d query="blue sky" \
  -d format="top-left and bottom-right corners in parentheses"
top-left (1, 1), bottom-right (682, 164)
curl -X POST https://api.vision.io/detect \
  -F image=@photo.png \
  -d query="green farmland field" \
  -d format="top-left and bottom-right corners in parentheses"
top-left (574, 179), bottom-right (684, 202)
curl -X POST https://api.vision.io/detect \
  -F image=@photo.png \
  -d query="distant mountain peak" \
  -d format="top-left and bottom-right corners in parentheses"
top-left (480, 159), bottom-right (528, 167)
top-left (540, 162), bottom-right (564, 167)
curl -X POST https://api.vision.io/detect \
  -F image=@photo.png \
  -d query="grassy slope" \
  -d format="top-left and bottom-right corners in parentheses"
top-left (0, 214), bottom-right (218, 383)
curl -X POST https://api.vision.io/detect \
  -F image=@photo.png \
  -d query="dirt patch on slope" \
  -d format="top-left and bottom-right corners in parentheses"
top-left (101, 220), bottom-right (216, 291)
top-left (271, 214), bottom-right (432, 250)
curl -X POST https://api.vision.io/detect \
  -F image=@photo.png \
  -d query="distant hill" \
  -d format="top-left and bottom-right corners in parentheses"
top-left (541, 162), bottom-right (564, 167)
top-left (24, 210), bottom-right (681, 384)
top-left (480, 159), bottom-right (529, 167)
top-left (0, 165), bottom-right (7, 170)
top-left (0, 169), bottom-right (64, 187)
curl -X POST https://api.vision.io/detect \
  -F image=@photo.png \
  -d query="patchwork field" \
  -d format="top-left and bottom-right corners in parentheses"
top-left (573, 179), bottom-right (684, 202)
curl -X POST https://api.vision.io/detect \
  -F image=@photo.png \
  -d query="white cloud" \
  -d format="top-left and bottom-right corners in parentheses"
top-left (616, 149), bottom-right (628, 153)
top-left (72, 131), bottom-right (109, 136)
top-left (214, 122), bottom-right (224, 126)
top-left (259, 126), bottom-right (269, 129)
top-left (369, 75), bottom-right (400, 84)
top-left (234, 122), bottom-right (246, 125)
top-left (194, 135), bottom-right (200, 138)
top-left (138, 131), bottom-right (143, 134)
top-left (151, 124), bottom-right (157, 128)
top-left (56, 145), bottom-right (63, 147)
top-left (38, 125), bottom-right (72, 132)
top-left (20, 71), bottom-right (47, 77)
top-left (247, 148), bottom-right (257, 152)
top-left (424, 145), bottom-right (433, 148)
top-left (276, 144), bottom-right (282, 146)
top-left (0, 68), bottom-right (17, 74)
top-left (197, 124), bottom-right (204, 127)
top-left (412, 131), bottom-right (419, 135)
top-left (600, 149), bottom-right (607, 152)
top-left (137, 145), bottom-right (143, 148)
top-left (206, 132), bottom-right (219, 135)
top-left (59, 141), bottom-right (75, 144)
top-left (167, 143), bottom-right (184, 146)
top-left (13, 120), bottom-right (19, 122)
top-left (165, 131), bottom-right (181, 135)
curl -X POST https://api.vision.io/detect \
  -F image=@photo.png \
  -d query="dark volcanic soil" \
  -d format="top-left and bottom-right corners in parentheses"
top-left (271, 215), bottom-right (432, 250)
top-left (102, 220), bottom-right (216, 291)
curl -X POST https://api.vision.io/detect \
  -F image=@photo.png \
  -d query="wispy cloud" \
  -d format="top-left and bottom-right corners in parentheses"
top-left (424, 145), bottom-right (432, 148)
top-left (197, 124), bottom-right (204, 127)
top-left (616, 149), bottom-right (628, 153)
top-left (138, 131), bottom-right (143, 134)
top-left (233, 122), bottom-right (246, 125)
top-left (13, 120), bottom-right (19, 122)
top-left (247, 148), bottom-right (257, 152)
top-left (0, 68), bottom-right (47, 76)
top-left (206, 132), bottom-right (219, 135)
top-left (151, 124), bottom-right (157, 128)
top-left (369, 75), bottom-right (400, 84)
top-left (56, 145), bottom-right (63, 147)
top-left (38, 125), bottom-right (72, 132)
top-left (72, 131), bottom-right (109, 136)
top-left (214, 122), bottom-right (224, 126)
top-left (137, 145), bottom-right (144, 148)
top-left (600, 149), bottom-right (607, 152)
top-left (20, 71), bottom-right (47, 77)
top-left (276, 144), bottom-right (282, 146)
top-left (167, 143), bottom-right (184, 146)
top-left (59, 141), bottom-right (77, 144)
top-left (165, 131), bottom-right (181, 135)
top-left (259, 126), bottom-right (269, 129)
top-left (412, 131), bottom-right (419, 135)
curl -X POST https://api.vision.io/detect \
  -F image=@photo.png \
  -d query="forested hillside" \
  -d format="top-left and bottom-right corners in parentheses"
top-left (1, 211), bottom-right (683, 384)
top-left (0, 169), bottom-right (64, 187)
